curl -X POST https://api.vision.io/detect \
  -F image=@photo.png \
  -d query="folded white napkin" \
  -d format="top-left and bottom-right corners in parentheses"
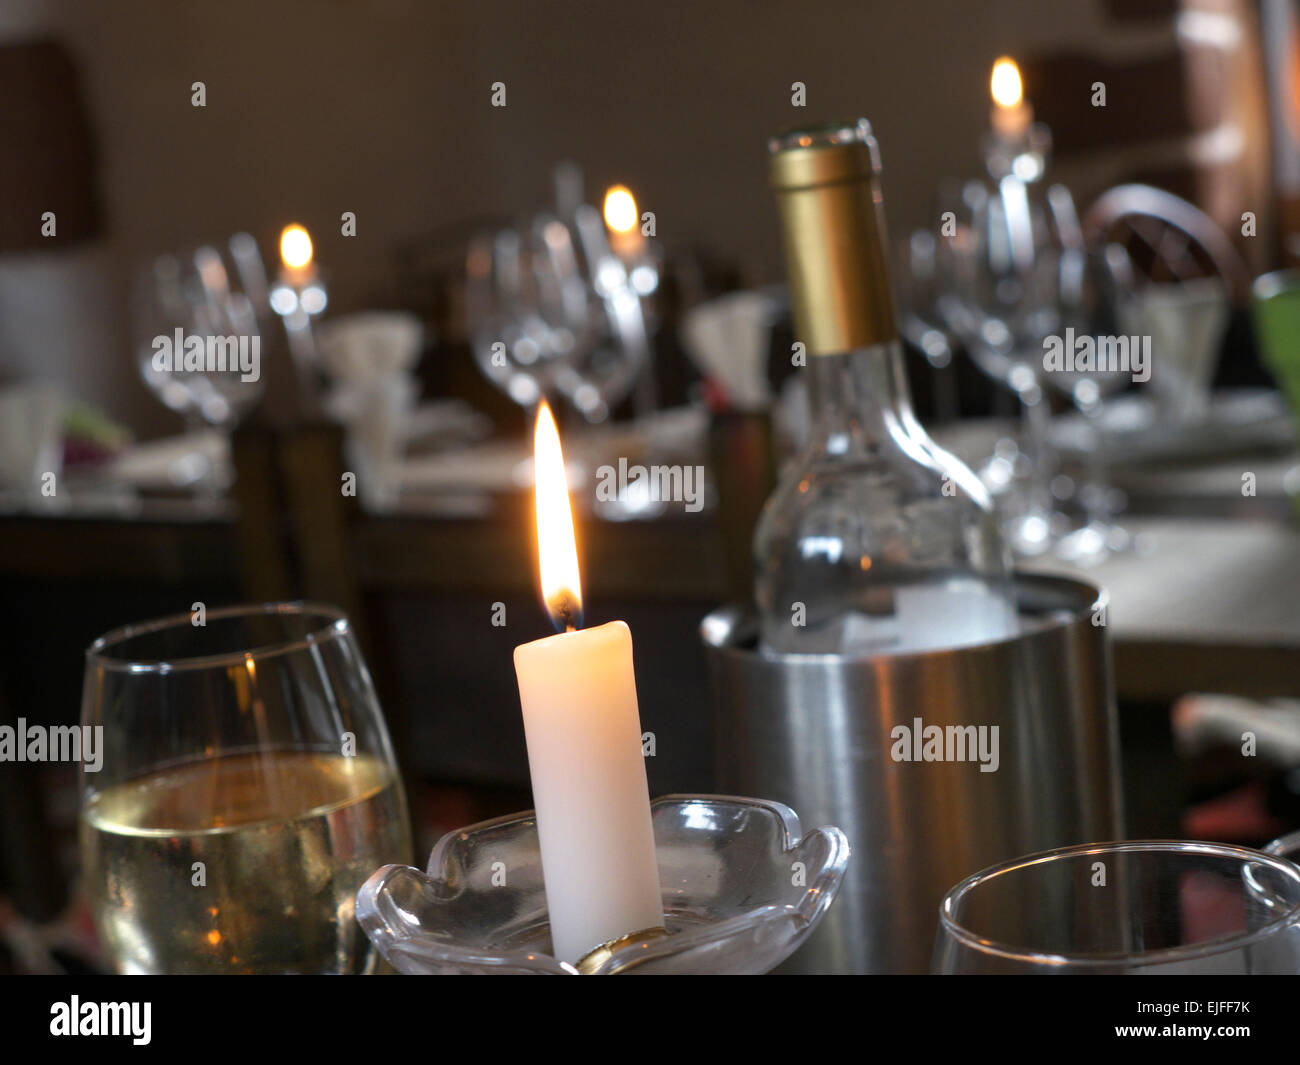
top-left (315, 312), bottom-right (425, 508)
top-left (679, 291), bottom-right (778, 411)
top-left (315, 311), bottom-right (423, 383)
top-left (1118, 278), bottom-right (1229, 422)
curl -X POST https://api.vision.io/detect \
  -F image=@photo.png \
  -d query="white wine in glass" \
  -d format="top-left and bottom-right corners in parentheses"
top-left (80, 605), bottom-right (411, 974)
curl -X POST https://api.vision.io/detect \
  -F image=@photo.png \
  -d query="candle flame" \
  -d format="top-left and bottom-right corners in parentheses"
top-left (603, 186), bottom-right (638, 234)
top-left (991, 57), bottom-right (1023, 109)
top-left (279, 224), bottom-right (313, 269)
top-left (534, 402), bottom-right (582, 632)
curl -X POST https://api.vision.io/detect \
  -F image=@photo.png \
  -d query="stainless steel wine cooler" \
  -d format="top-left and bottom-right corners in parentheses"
top-left (701, 574), bottom-right (1124, 974)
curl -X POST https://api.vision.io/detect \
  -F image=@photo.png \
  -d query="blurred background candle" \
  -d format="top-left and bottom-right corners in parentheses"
top-left (512, 402), bottom-right (663, 964)
top-left (269, 222), bottom-right (327, 409)
top-left (990, 56), bottom-right (1031, 139)
top-left (271, 223), bottom-right (327, 317)
top-left (277, 223), bottom-right (316, 287)
top-left (603, 184), bottom-right (645, 262)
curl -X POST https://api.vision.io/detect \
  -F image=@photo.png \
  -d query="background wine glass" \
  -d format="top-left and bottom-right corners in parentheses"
top-left (896, 226), bottom-right (961, 423)
top-left (933, 841), bottom-right (1300, 973)
top-left (1039, 186), bottom-right (1134, 562)
top-left (466, 209), bottom-right (649, 428)
top-left (132, 239), bottom-right (267, 495)
top-left (939, 176), bottom-right (1062, 557)
top-left (467, 227), bottom-right (549, 412)
top-left (80, 603), bottom-right (411, 974)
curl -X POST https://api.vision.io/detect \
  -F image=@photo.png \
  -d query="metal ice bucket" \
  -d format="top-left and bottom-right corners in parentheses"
top-left (701, 574), bottom-right (1123, 974)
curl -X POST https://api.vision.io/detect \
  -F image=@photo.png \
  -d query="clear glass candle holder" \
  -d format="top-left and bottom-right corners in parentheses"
top-left (356, 794), bottom-right (849, 974)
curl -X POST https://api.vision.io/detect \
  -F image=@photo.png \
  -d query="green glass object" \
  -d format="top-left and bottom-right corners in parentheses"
top-left (1253, 270), bottom-right (1300, 416)
top-left (1251, 269), bottom-right (1300, 519)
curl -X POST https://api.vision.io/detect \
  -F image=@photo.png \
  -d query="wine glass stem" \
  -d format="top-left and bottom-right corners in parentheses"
top-left (183, 411), bottom-right (222, 502)
top-left (1076, 393), bottom-right (1111, 528)
top-left (937, 365), bottom-right (959, 424)
top-left (1017, 376), bottom-right (1054, 521)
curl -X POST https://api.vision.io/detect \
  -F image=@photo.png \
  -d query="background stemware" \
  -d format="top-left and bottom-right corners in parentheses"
top-left (1038, 187), bottom-right (1134, 562)
top-left (466, 197), bottom-right (650, 429)
top-left (938, 176), bottom-right (1062, 556)
top-left (131, 237), bottom-right (268, 496)
top-left (897, 225), bottom-right (961, 424)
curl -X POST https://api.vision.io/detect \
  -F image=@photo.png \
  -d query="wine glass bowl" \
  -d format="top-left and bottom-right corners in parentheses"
top-left (466, 206), bottom-right (650, 425)
top-left (132, 240), bottom-right (269, 496)
top-left (934, 840), bottom-right (1300, 974)
top-left (133, 244), bottom-right (267, 430)
top-left (79, 603), bottom-right (411, 974)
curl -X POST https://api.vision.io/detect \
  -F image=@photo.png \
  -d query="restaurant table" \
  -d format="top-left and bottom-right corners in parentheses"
top-left (3, 414), bottom-right (1298, 714)
top-left (1032, 516), bottom-right (1300, 703)
top-left (4, 429), bottom-right (1299, 859)
top-left (1110, 450), bottom-right (1299, 523)
top-left (6, 506), bottom-right (1297, 706)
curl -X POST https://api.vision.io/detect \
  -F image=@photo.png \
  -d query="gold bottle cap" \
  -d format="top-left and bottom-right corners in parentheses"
top-left (768, 118), bottom-right (898, 357)
top-left (573, 925), bottom-right (670, 975)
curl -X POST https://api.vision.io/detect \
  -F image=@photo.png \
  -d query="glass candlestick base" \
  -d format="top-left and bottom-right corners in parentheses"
top-left (356, 794), bottom-right (849, 974)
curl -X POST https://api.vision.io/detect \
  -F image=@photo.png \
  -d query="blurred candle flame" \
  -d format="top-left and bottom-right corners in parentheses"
top-left (534, 402), bottom-right (583, 632)
top-left (603, 185), bottom-right (638, 234)
top-left (279, 224), bottom-right (313, 269)
top-left (990, 57), bottom-right (1023, 109)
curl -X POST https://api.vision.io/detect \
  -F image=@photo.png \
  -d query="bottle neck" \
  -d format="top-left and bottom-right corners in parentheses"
top-left (805, 339), bottom-right (917, 453)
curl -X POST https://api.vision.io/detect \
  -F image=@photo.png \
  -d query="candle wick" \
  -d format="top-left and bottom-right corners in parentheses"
top-left (550, 591), bottom-right (582, 634)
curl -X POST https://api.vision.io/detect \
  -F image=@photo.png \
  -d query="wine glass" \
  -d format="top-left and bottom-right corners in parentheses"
top-left (939, 176), bottom-right (1062, 557)
top-left (896, 225), bottom-right (961, 423)
top-left (1264, 829), bottom-right (1300, 866)
top-left (132, 240), bottom-right (267, 496)
top-left (1039, 187), bottom-right (1134, 562)
top-left (466, 210), bottom-right (649, 427)
top-left (468, 227), bottom-right (559, 412)
top-left (80, 603), bottom-right (411, 974)
top-left (934, 841), bottom-right (1300, 973)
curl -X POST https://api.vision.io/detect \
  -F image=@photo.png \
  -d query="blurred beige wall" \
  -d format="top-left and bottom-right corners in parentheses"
top-left (1, 0), bottom-right (1225, 428)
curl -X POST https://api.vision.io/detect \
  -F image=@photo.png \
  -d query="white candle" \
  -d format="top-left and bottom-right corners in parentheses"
top-left (512, 403), bottom-right (663, 965)
top-left (990, 56), bottom-right (1032, 139)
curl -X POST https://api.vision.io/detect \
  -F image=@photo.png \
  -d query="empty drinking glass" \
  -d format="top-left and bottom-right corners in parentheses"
top-left (897, 226), bottom-right (961, 423)
top-left (1039, 190), bottom-right (1133, 562)
top-left (939, 177), bottom-right (1061, 556)
top-left (132, 238), bottom-right (268, 495)
top-left (467, 207), bottom-right (649, 427)
top-left (934, 840), bottom-right (1300, 973)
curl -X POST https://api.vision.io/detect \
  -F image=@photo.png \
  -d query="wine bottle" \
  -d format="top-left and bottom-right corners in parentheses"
top-left (756, 119), bottom-right (1016, 655)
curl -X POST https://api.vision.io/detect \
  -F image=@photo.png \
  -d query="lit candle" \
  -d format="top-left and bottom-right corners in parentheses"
top-left (271, 223), bottom-right (327, 320)
top-left (603, 184), bottom-right (645, 262)
top-left (512, 403), bottom-right (663, 965)
top-left (278, 223), bottom-right (316, 286)
top-left (990, 57), bottom-right (1032, 139)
